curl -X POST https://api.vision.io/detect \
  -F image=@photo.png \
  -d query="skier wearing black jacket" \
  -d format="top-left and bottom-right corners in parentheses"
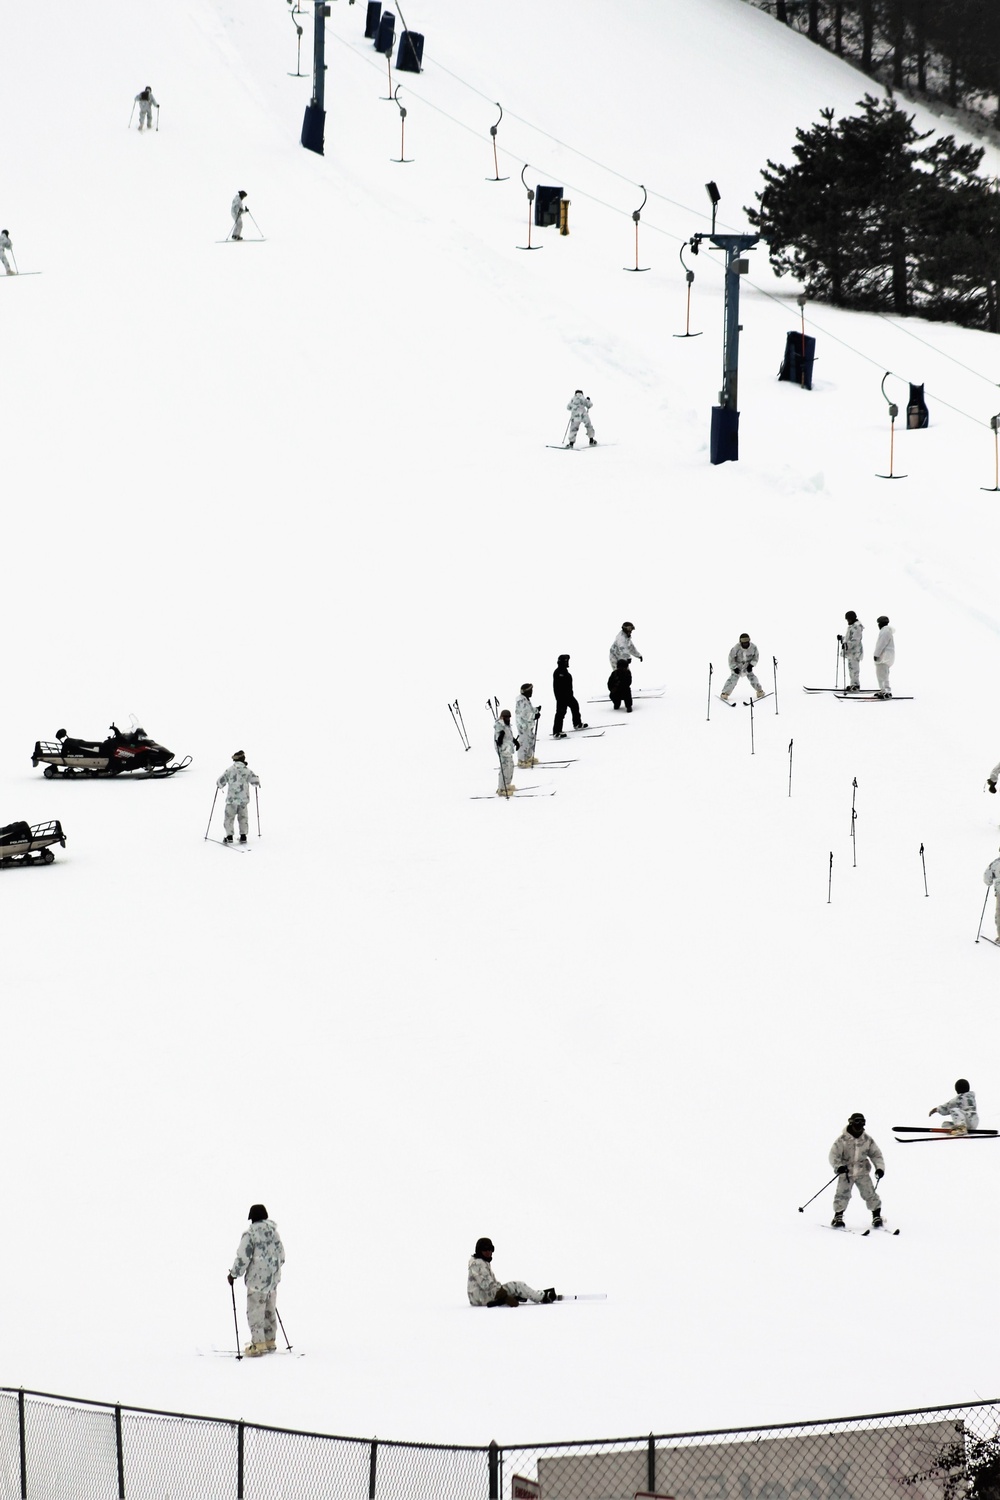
top-left (552, 655), bottom-right (587, 738)
top-left (607, 661), bottom-right (633, 711)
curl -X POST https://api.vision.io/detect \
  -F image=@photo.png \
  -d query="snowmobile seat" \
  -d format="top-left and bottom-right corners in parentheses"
top-left (0, 821), bottom-right (32, 846)
top-left (59, 736), bottom-right (104, 756)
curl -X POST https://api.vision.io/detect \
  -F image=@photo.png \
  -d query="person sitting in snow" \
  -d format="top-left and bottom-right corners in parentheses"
top-left (467, 1237), bottom-right (557, 1307)
top-left (929, 1079), bottom-right (978, 1135)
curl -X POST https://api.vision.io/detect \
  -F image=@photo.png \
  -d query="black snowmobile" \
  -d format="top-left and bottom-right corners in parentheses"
top-left (0, 819), bottom-right (66, 867)
top-left (31, 725), bottom-right (191, 779)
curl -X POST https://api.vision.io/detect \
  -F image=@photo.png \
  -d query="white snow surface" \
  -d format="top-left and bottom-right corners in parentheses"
top-left (3, 0), bottom-right (1000, 1448)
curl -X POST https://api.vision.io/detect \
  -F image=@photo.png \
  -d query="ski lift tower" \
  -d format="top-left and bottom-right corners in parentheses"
top-left (301, 0), bottom-right (331, 155)
top-left (689, 182), bottom-right (761, 464)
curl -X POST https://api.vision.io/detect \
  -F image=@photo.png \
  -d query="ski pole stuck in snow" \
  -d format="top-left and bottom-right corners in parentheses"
top-left (204, 788), bottom-right (219, 841)
top-left (798, 1173), bottom-right (840, 1212)
top-left (828, 850), bottom-right (833, 904)
top-left (772, 655), bottom-right (779, 714)
top-left (255, 785), bottom-right (261, 838)
top-left (486, 102), bottom-right (509, 181)
top-left (850, 777), bottom-right (858, 867)
top-left (787, 739), bottom-right (793, 797)
top-left (448, 700), bottom-right (471, 751)
top-left (276, 1308), bottom-right (292, 1350)
top-left (919, 842), bottom-right (928, 896)
top-left (744, 694), bottom-right (756, 755)
top-left (230, 1280), bottom-right (242, 1361)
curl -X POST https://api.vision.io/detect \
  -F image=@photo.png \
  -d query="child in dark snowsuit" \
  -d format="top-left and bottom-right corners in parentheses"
top-left (607, 661), bottom-right (633, 711)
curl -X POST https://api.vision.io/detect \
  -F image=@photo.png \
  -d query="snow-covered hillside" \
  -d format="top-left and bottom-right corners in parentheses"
top-left (3, 0), bottom-right (1000, 1446)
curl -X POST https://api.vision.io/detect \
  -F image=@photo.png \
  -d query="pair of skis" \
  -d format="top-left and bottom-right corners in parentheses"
top-left (803, 686), bottom-right (913, 702)
top-left (718, 692), bottom-right (773, 710)
top-left (893, 1124), bottom-right (996, 1145)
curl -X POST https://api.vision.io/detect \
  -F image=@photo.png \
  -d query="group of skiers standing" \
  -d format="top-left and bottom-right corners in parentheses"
top-left (491, 624), bottom-right (643, 796)
top-left (839, 611), bottom-right (896, 697)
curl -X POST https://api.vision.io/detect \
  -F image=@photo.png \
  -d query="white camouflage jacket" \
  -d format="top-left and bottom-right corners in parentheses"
top-left (467, 1255), bottom-right (500, 1306)
top-left (567, 393), bottom-right (592, 418)
top-left (873, 625), bottom-right (895, 664)
top-left (610, 631), bottom-right (640, 667)
top-left (842, 621), bottom-right (864, 659)
top-left (494, 718), bottom-right (515, 757)
top-left (829, 1129), bottom-right (884, 1180)
top-left (984, 858), bottom-right (1000, 890)
top-left (217, 762), bottom-right (260, 805)
top-left (515, 696), bottom-right (536, 742)
top-left (230, 1218), bottom-right (285, 1293)
top-left (727, 641), bottom-right (759, 674)
top-left (937, 1089), bottom-right (977, 1127)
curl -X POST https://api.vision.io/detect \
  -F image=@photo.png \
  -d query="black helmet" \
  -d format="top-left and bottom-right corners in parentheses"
top-left (622, 621), bottom-right (634, 631)
top-left (557, 654), bottom-right (570, 665)
top-left (955, 1078), bottom-right (970, 1093)
top-left (248, 1203), bottom-right (268, 1222)
top-left (475, 1237), bottom-right (494, 1256)
top-left (845, 610), bottom-right (857, 624)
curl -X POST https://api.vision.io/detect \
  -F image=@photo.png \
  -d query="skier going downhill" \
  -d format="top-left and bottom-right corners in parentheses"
top-left (929, 1080), bottom-right (978, 1134)
top-left (872, 615), bottom-right (895, 698)
top-left (986, 759), bottom-right (1000, 796)
top-left (227, 1203), bottom-right (285, 1357)
top-left (134, 86), bottom-right (158, 130)
top-left (610, 622), bottom-right (643, 669)
top-left (566, 390), bottom-right (595, 448)
top-left (0, 230), bottom-right (15, 276)
top-left (829, 1112), bottom-right (885, 1229)
top-left (515, 684), bottom-right (540, 770)
top-left (231, 190), bottom-right (248, 241)
top-left (552, 655), bottom-right (587, 739)
top-left (841, 611), bottom-right (864, 691)
top-left (984, 849), bottom-right (1000, 940)
top-left (467, 1237), bottom-right (557, 1307)
top-left (720, 633), bottom-right (765, 703)
top-left (494, 709), bottom-right (517, 797)
top-left (217, 750), bottom-right (260, 843)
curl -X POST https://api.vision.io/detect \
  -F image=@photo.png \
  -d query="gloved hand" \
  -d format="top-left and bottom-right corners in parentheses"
top-left (513, 738), bottom-right (520, 750)
top-left (874, 656), bottom-right (881, 663)
top-left (990, 782), bottom-right (997, 794)
top-left (638, 654), bottom-right (644, 662)
top-left (929, 1107), bottom-right (938, 1117)
top-left (495, 736), bottom-right (503, 750)
top-left (836, 1165), bottom-right (849, 1175)
top-left (875, 1169), bottom-right (885, 1182)
top-left (227, 1274), bottom-right (234, 1285)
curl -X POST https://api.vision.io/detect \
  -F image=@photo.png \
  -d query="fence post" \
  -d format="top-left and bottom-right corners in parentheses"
top-left (489, 1440), bottom-right (500, 1500)
top-left (115, 1404), bottom-right (126, 1498)
top-left (17, 1386), bottom-right (26, 1494)
top-left (369, 1438), bottom-right (378, 1499)
top-left (647, 1433), bottom-right (656, 1493)
top-left (237, 1420), bottom-right (245, 1500)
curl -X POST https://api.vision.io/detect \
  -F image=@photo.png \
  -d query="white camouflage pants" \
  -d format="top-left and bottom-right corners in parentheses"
top-left (246, 1287), bottom-right (277, 1345)
top-left (502, 1280), bottom-right (542, 1303)
top-left (496, 750), bottom-right (515, 794)
top-left (875, 661), bottom-right (892, 695)
top-left (722, 670), bottom-right (763, 697)
top-left (568, 413), bottom-right (594, 443)
top-left (232, 211), bottom-right (244, 240)
top-left (0, 250), bottom-right (12, 275)
top-left (224, 800), bottom-right (249, 836)
top-left (138, 102), bottom-right (153, 129)
top-left (833, 1169), bottom-right (881, 1217)
top-left (844, 653), bottom-right (861, 689)
top-left (994, 890), bottom-right (1000, 941)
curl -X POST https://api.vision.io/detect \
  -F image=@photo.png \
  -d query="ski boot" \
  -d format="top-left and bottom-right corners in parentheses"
top-left (574, 722), bottom-right (589, 730)
top-left (720, 694), bottom-right (731, 703)
top-left (239, 834), bottom-right (248, 843)
top-left (831, 1212), bottom-right (845, 1229)
top-left (588, 437), bottom-right (596, 446)
top-left (264, 1339), bottom-right (277, 1352)
top-left (948, 1124), bottom-right (969, 1136)
top-left (223, 834), bottom-right (233, 844)
top-left (553, 731), bottom-right (567, 739)
top-left (541, 1287), bottom-right (559, 1303)
top-left (244, 1343), bottom-right (267, 1357)
top-left (871, 1211), bottom-right (884, 1229)
top-left (756, 688), bottom-right (766, 700)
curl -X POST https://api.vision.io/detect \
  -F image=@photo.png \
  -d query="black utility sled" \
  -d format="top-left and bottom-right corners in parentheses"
top-left (31, 725), bottom-right (191, 779)
top-left (0, 819), bottom-right (66, 868)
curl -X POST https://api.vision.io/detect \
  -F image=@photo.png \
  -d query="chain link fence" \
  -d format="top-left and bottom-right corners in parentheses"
top-left (1, 1388), bottom-right (998, 1500)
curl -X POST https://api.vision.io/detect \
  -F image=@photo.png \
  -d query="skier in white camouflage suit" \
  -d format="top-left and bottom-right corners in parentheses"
top-left (515, 685), bottom-right (539, 770)
top-left (494, 710), bottom-right (517, 797)
top-left (872, 615), bottom-right (895, 698)
top-left (134, 86), bottom-right (158, 130)
top-left (0, 230), bottom-right (15, 276)
top-left (610, 622), bottom-right (643, 669)
top-left (929, 1079), bottom-right (978, 1134)
top-left (467, 1237), bottom-right (557, 1307)
top-left (217, 750), bottom-right (260, 843)
top-left (841, 611), bottom-right (864, 691)
top-left (227, 1203), bottom-right (285, 1356)
top-left (984, 849), bottom-right (1000, 939)
top-left (829, 1112), bottom-right (885, 1229)
top-left (566, 390), bottom-right (595, 447)
top-left (231, 190), bottom-right (248, 241)
top-left (720, 633), bottom-right (765, 702)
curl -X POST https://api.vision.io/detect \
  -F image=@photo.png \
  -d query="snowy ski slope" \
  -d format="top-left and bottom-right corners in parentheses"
top-left (3, 0), bottom-right (1000, 1445)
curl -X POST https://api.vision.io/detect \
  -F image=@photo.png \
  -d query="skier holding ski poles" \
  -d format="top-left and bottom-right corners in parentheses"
top-left (983, 849), bottom-right (1000, 940)
top-left (829, 1112), bottom-right (885, 1229)
top-left (231, 190), bottom-right (248, 241)
top-left (515, 684), bottom-right (539, 770)
top-left (134, 86), bottom-right (158, 130)
top-left (227, 1204), bottom-right (285, 1357)
top-left (841, 611), bottom-right (864, 691)
top-left (565, 390), bottom-right (595, 448)
top-left (216, 750), bottom-right (260, 843)
top-left (494, 710), bottom-right (517, 797)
